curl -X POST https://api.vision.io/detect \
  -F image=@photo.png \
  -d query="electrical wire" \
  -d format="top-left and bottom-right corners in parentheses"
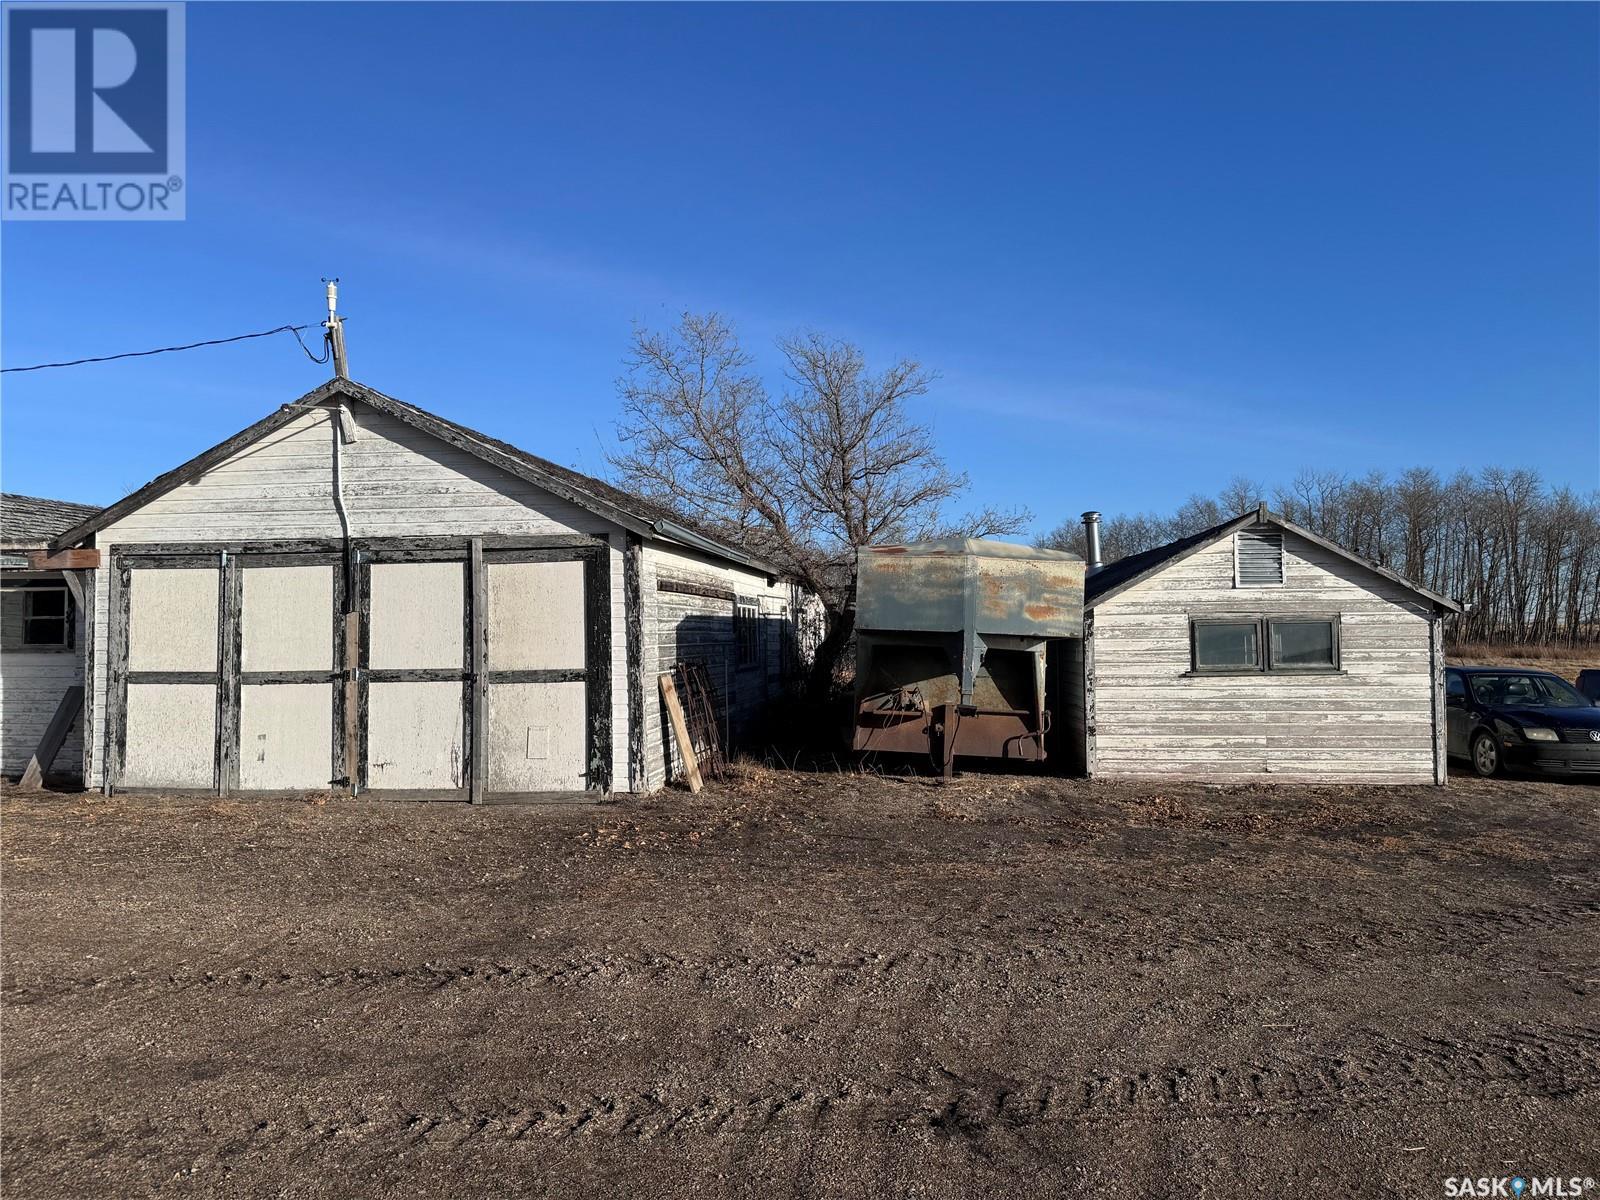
top-left (2, 322), bottom-right (330, 374)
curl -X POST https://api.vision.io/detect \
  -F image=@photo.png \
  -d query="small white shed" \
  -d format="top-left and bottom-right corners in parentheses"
top-left (1062, 507), bottom-right (1460, 784)
top-left (42, 377), bottom-right (814, 799)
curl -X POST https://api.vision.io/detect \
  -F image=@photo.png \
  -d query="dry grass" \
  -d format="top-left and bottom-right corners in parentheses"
top-left (1447, 641), bottom-right (1600, 677)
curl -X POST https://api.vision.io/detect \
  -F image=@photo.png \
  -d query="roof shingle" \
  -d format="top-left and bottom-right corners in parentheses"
top-left (2, 493), bottom-right (102, 548)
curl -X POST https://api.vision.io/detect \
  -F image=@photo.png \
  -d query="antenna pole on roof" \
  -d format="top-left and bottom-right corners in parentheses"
top-left (322, 277), bottom-right (349, 379)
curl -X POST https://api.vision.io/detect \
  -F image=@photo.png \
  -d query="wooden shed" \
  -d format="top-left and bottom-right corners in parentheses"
top-left (1, 494), bottom-right (101, 786)
top-left (45, 377), bottom-right (813, 799)
top-left (1060, 506), bottom-right (1461, 783)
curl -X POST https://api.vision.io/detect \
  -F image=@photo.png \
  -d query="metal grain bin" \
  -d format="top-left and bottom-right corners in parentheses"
top-left (853, 539), bottom-right (1084, 774)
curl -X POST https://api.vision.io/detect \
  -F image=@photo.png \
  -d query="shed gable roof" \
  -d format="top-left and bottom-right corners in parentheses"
top-left (49, 377), bottom-right (776, 574)
top-left (2, 493), bottom-right (102, 548)
top-left (1085, 505), bottom-right (1460, 613)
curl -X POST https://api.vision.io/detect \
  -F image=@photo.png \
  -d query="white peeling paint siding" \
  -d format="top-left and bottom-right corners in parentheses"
top-left (640, 542), bottom-right (810, 791)
top-left (1089, 528), bottom-right (1438, 783)
top-left (84, 401), bottom-right (616, 791)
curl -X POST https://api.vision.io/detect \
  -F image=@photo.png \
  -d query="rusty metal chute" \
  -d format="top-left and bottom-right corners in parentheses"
top-left (852, 538), bottom-right (1084, 775)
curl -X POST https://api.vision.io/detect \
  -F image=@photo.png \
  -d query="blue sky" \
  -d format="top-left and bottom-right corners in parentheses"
top-left (3, 2), bottom-right (1596, 537)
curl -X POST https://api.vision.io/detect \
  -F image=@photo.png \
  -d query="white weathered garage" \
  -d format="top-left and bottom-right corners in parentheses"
top-left (48, 378), bottom-right (813, 799)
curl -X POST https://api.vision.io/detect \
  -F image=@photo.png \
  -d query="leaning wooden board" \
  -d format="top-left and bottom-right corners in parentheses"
top-left (19, 685), bottom-right (84, 790)
top-left (658, 673), bottom-right (703, 793)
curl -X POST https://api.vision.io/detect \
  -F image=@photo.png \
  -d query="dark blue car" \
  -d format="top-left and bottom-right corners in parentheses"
top-left (1446, 666), bottom-right (1600, 777)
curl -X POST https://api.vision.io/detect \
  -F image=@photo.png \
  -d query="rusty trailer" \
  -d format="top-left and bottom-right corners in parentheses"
top-left (853, 538), bottom-right (1084, 776)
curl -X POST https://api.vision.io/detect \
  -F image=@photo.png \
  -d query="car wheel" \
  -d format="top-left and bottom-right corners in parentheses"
top-left (1471, 731), bottom-right (1501, 778)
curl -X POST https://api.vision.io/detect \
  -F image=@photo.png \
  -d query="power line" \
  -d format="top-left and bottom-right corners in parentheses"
top-left (2, 322), bottom-right (331, 374)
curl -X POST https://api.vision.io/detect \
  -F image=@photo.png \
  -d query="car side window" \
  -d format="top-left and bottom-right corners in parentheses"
top-left (1446, 673), bottom-right (1467, 700)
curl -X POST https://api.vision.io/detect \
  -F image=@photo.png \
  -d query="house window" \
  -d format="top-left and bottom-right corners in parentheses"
top-left (1191, 616), bottom-right (1340, 674)
top-left (1192, 620), bottom-right (1261, 671)
top-left (1235, 530), bottom-right (1285, 587)
top-left (735, 598), bottom-right (760, 667)
top-left (1267, 618), bottom-right (1339, 671)
top-left (22, 587), bottom-right (72, 648)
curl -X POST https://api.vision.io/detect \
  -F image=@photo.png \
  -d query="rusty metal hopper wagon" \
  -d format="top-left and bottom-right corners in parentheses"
top-left (853, 539), bottom-right (1084, 776)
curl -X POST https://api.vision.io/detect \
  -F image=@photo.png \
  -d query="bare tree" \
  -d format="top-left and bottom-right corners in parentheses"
top-left (611, 313), bottom-right (1027, 696)
top-left (1047, 466), bottom-right (1600, 650)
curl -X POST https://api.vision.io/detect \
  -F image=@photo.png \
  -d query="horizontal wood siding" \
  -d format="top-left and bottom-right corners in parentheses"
top-left (85, 401), bottom-right (616, 790)
top-left (1091, 528), bottom-right (1437, 782)
top-left (641, 543), bottom-right (802, 791)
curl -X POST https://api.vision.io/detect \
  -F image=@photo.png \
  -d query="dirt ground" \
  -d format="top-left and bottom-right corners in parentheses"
top-left (3, 768), bottom-right (1598, 1199)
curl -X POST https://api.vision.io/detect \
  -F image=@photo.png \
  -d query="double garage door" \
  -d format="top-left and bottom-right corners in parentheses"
top-left (107, 543), bottom-right (607, 797)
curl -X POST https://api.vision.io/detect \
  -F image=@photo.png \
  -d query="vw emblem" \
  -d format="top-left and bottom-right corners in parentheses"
top-left (1590, 730), bottom-right (1600, 743)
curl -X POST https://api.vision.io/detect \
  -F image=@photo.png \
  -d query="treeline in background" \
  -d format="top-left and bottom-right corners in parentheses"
top-left (1043, 468), bottom-right (1600, 649)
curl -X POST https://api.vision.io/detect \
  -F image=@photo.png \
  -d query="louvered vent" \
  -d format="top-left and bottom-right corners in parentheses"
top-left (1236, 529), bottom-right (1284, 586)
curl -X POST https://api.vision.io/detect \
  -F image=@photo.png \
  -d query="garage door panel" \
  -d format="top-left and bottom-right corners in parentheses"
top-left (242, 566), bottom-right (334, 672)
top-left (367, 681), bottom-right (464, 790)
top-left (121, 683), bottom-right (216, 788)
top-left (128, 569), bottom-right (218, 672)
top-left (488, 560), bottom-right (585, 671)
top-left (240, 684), bottom-right (333, 790)
top-left (488, 681), bottom-right (586, 792)
top-left (369, 562), bottom-right (463, 669)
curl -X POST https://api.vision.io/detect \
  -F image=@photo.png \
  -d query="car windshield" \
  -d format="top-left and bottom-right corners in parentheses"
top-left (1468, 673), bottom-right (1590, 708)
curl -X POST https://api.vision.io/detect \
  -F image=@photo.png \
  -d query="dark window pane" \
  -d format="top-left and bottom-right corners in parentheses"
top-left (1194, 622), bottom-right (1259, 670)
top-left (1270, 620), bottom-right (1336, 669)
top-left (736, 601), bottom-right (760, 666)
top-left (23, 618), bottom-right (67, 646)
top-left (26, 589), bottom-right (65, 618)
top-left (1446, 673), bottom-right (1467, 698)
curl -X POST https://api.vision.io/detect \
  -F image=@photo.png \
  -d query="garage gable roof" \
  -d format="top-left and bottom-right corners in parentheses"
top-left (49, 377), bottom-right (778, 574)
top-left (1086, 504), bottom-right (1460, 613)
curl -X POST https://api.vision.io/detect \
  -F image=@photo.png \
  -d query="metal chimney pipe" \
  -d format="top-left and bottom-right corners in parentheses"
top-left (1081, 511), bottom-right (1103, 575)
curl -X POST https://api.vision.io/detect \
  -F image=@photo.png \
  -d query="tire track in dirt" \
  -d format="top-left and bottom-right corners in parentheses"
top-left (9, 1024), bottom-right (1598, 1162)
top-left (6, 894), bottom-right (1594, 1006)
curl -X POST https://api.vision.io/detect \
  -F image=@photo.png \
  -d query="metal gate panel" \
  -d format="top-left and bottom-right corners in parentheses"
top-left (487, 681), bottom-right (586, 792)
top-left (239, 684), bottom-right (334, 790)
top-left (120, 682), bottom-right (216, 788)
top-left (367, 682), bottom-right (464, 789)
top-left (242, 566), bottom-right (333, 672)
top-left (488, 560), bottom-right (585, 670)
top-left (127, 568), bottom-right (218, 672)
